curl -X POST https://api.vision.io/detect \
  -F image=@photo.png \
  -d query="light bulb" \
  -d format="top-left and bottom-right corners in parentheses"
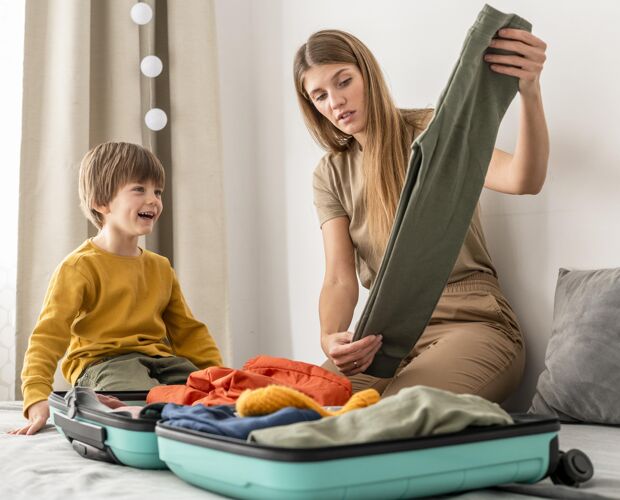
top-left (140, 55), bottom-right (163, 77)
top-left (130, 3), bottom-right (153, 25)
top-left (145, 108), bottom-right (167, 131)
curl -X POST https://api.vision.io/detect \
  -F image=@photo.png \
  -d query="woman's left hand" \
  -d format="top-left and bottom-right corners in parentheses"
top-left (484, 28), bottom-right (547, 99)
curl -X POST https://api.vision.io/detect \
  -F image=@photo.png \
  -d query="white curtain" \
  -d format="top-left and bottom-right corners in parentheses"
top-left (12, 0), bottom-right (229, 398)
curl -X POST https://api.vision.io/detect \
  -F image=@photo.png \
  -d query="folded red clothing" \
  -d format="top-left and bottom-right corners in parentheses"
top-left (242, 355), bottom-right (351, 405)
top-left (146, 355), bottom-right (351, 406)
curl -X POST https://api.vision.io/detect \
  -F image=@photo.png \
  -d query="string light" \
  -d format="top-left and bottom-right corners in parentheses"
top-left (130, 2), bottom-right (152, 25)
top-left (145, 108), bottom-right (167, 131)
top-left (140, 55), bottom-right (163, 78)
top-left (131, 2), bottom-right (167, 131)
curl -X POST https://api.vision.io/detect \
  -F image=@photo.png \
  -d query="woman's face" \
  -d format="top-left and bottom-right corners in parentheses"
top-left (303, 63), bottom-right (367, 140)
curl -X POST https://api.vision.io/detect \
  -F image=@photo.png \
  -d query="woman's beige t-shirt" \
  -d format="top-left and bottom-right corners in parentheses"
top-left (312, 138), bottom-right (497, 290)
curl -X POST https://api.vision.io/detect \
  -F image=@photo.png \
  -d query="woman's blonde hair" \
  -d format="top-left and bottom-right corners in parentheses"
top-left (78, 141), bottom-right (165, 229)
top-left (294, 29), bottom-right (431, 256)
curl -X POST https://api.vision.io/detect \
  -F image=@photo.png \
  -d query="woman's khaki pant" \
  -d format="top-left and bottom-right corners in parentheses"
top-left (325, 273), bottom-right (525, 404)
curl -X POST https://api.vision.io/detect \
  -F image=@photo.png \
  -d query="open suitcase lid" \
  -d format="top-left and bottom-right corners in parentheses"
top-left (49, 390), bottom-right (155, 431)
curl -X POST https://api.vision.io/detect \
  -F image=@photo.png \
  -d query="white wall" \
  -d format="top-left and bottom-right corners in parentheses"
top-left (215, 0), bottom-right (620, 410)
top-left (0, 0), bottom-right (25, 400)
top-left (214, 0), bottom-right (260, 366)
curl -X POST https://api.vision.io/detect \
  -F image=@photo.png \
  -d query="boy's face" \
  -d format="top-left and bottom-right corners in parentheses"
top-left (97, 180), bottom-right (163, 237)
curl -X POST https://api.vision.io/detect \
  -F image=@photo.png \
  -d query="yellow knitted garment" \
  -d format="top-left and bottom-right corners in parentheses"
top-left (236, 385), bottom-right (380, 417)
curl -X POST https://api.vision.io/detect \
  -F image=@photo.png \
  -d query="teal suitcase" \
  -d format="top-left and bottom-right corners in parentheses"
top-left (49, 390), bottom-right (165, 469)
top-left (155, 414), bottom-right (591, 499)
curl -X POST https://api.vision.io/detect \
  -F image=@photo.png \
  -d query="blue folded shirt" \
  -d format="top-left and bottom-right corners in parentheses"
top-left (161, 403), bottom-right (321, 440)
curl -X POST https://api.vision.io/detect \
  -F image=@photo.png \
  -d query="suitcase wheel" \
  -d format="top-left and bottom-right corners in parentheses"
top-left (551, 449), bottom-right (594, 487)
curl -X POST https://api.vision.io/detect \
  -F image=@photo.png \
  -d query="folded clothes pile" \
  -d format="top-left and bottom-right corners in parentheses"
top-left (77, 382), bottom-right (511, 448)
top-left (146, 355), bottom-right (352, 406)
top-left (70, 354), bottom-right (512, 448)
top-left (158, 385), bottom-right (381, 439)
top-left (247, 385), bottom-right (513, 447)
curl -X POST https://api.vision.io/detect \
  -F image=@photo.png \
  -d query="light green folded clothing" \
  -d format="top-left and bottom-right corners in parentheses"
top-left (248, 385), bottom-right (513, 448)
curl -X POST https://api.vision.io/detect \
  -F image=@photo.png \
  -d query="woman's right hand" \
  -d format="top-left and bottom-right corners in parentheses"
top-left (323, 331), bottom-right (382, 376)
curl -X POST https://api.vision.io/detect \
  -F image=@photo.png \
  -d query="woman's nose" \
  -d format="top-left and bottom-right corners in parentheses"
top-left (329, 91), bottom-right (346, 109)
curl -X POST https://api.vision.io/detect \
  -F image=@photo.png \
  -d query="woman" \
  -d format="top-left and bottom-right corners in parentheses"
top-left (293, 28), bottom-right (548, 403)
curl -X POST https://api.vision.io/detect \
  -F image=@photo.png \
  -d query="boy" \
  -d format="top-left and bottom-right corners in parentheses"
top-left (9, 142), bottom-right (222, 435)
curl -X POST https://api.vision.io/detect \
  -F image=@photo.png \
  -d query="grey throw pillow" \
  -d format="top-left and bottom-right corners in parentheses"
top-left (529, 267), bottom-right (620, 424)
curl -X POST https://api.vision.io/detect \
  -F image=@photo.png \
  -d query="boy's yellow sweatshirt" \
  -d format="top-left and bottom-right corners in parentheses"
top-left (21, 239), bottom-right (223, 414)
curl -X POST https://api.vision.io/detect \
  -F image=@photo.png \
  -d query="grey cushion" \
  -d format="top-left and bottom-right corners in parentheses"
top-left (529, 267), bottom-right (620, 424)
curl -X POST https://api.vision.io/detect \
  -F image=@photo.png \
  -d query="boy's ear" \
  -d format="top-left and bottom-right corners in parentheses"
top-left (92, 203), bottom-right (110, 216)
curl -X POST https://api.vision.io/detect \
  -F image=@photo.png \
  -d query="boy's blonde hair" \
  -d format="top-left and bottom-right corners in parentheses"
top-left (78, 142), bottom-right (165, 229)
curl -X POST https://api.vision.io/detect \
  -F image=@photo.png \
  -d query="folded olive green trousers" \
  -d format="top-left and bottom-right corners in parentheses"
top-left (248, 385), bottom-right (512, 447)
top-left (353, 5), bottom-right (532, 377)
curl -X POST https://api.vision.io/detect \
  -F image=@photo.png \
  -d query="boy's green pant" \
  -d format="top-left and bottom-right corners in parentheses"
top-left (353, 5), bottom-right (532, 377)
top-left (76, 352), bottom-right (199, 390)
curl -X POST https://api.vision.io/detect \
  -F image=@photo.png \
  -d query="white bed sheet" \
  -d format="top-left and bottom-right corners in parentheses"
top-left (0, 401), bottom-right (221, 500)
top-left (1, 401), bottom-right (618, 500)
top-left (445, 422), bottom-right (620, 500)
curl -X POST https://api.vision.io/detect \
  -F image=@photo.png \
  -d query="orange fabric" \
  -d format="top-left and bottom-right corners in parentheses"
top-left (242, 355), bottom-right (352, 405)
top-left (146, 355), bottom-right (352, 406)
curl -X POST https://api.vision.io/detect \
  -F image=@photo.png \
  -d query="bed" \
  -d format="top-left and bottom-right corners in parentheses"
top-left (2, 400), bottom-right (618, 500)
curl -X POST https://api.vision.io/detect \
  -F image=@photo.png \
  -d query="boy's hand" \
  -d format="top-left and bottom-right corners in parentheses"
top-left (7, 400), bottom-right (50, 435)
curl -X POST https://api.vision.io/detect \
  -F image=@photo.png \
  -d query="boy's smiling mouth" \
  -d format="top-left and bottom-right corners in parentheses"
top-left (138, 211), bottom-right (155, 219)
